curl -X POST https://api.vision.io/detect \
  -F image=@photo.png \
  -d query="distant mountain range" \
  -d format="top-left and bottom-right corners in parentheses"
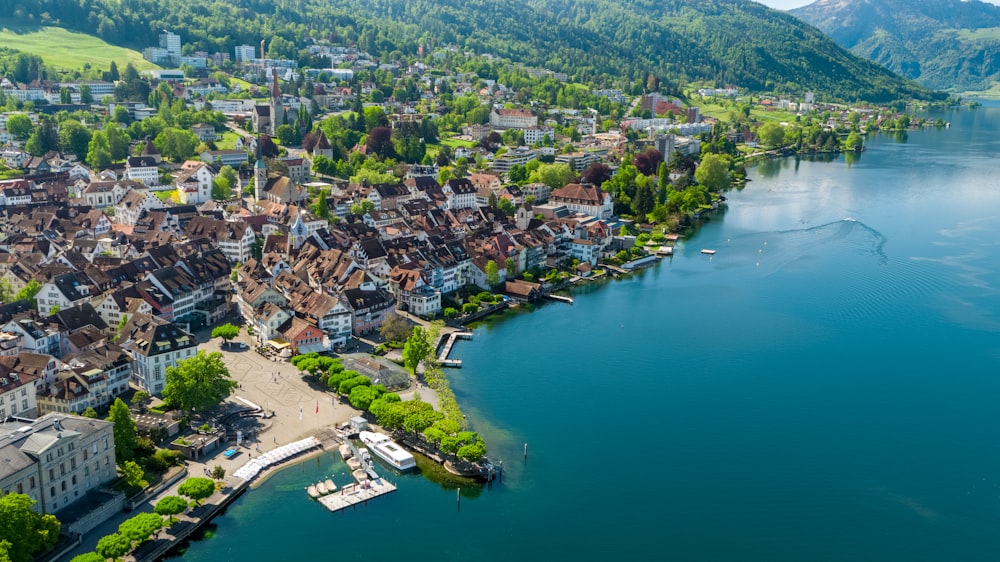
top-left (791, 0), bottom-right (1000, 91)
top-left (0, 0), bottom-right (941, 101)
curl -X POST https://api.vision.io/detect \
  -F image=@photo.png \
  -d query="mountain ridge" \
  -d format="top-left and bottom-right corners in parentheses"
top-left (792, 0), bottom-right (1000, 90)
top-left (0, 0), bottom-right (943, 101)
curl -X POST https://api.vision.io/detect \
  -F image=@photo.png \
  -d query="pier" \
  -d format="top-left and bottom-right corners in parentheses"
top-left (544, 294), bottom-right (574, 304)
top-left (317, 478), bottom-right (397, 513)
top-left (437, 331), bottom-right (472, 368)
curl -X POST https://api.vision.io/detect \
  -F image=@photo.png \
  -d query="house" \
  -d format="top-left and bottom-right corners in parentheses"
top-left (489, 108), bottom-right (537, 129)
top-left (191, 123), bottom-right (217, 142)
top-left (0, 413), bottom-right (116, 515)
top-left (276, 316), bottom-right (327, 354)
top-left (549, 183), bottom-right (614, 219)
top-left (0, 368), bottom-right (39, 418)
top-left (118, 313), bottom-right (197, 395)
top-left (114, 190), bottom-right (164, 226)
top-left (174, 161), bottom-right (215, 205)
top-left (338, 285), bottom-right (395, 335)
top-left (124, 156), bottom-right (161, 187)
top-left (442, 178), bottom-right (478, 210)
top-left (200, 150), bottom-right (248, 167)
top-left (76, 181), bottom-right (133, 209)
top-left (183, 217), bottom-right (256, 264)
top-left (282, 158), bottom-right (310, 184)
top-left (37, 343), bottom-right (132, 415)
top-left (37, 272), bottom-right (96, 316)
top-left (252, 302), bottom-right (292, 345)
top-left (388, 266), bottom-right (441, 317)
top-left (1, 318), bottom-right (61, 357)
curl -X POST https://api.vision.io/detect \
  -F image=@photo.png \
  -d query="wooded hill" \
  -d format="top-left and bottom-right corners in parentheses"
top-left (792, 0), bottom-right (1000, 91)
top-left (0, 0), bottom-right (943, 101)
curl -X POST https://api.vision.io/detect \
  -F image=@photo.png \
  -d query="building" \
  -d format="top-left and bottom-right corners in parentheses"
top-left (0, 414), bottom-right (116, 514)
top-left (234, 45), bottom-right (256, 63)
top-left (200, 150), bottom-right (248, 167)
top-left (489, 108), bottom-right (537, 129)
top-left (549, 183), bottom-right (614, 219)
top-left (124, 156), bottom-right (160, 187)
top-left (0, 369), bottom-right (39, 419)
top-left (118, 314), bottom-right (197, 395)
top-left (554, 152), bottom-right (600, 173)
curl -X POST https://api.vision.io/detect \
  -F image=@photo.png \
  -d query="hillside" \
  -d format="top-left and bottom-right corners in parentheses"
top-left (0, 0), bottom-right (941, 101)
top-left (0, 21), bottom-right (157, 73)
top-left (791, 0), bottom-right (1000, 91)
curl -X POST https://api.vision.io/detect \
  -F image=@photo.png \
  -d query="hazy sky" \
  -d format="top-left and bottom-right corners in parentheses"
top-left (754, 0), bottom-right (1000, 10)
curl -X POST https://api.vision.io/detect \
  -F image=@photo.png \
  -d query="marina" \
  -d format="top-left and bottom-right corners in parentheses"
top-left (316, 479), bottom-right (398, 513)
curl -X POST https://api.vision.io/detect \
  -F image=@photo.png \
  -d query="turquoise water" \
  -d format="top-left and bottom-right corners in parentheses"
top-left (174, 105), bottom-right (1000, 561)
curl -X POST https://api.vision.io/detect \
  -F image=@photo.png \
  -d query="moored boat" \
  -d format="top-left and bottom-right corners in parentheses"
top-left (359, 431), bottom-right (416, 471)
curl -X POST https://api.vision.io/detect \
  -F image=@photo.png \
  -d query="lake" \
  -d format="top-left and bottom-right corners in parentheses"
top-left (173, 104), bottom-right (1000, 561)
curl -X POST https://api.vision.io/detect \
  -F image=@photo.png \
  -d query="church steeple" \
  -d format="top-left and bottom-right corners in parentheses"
top-left (254, 132), bottom-right (267, 201)
top-left (269, 68), bottom-right (284, 135)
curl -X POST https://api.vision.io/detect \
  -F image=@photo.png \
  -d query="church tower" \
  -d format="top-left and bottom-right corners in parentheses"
top-left (254, 134), bottom-right (268, 201)
top-left (269, 68), bottom-right (284, 136)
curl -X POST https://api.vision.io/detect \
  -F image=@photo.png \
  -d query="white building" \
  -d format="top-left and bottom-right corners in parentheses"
top-left (124, 156), bottom-right (160, 187)
top-left (234, 45), bottom-right (257, 62)
top-left (0, 414), bottom-right (116, 515)
top-left (489, 108), bottom-right (537, 129)
top-left (118, 314), bottom-right (197, 396)
top-left (0, 371), bottom-right (39, 419)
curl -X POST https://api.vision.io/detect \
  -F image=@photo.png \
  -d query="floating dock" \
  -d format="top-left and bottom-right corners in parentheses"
top-left (317, 478), bottom-right (397, 513)
top-left (437, 331), bottom-right (472, 368)
top-left (544, 294), bottom-right (574, 304)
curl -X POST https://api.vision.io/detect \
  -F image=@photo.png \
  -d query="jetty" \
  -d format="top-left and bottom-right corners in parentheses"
top-left (317, 478), bottom-right (397, 513)
top-left (437, 331), bottom-right (472, 368)
top-left (544, 294), bottom-right (574, 304)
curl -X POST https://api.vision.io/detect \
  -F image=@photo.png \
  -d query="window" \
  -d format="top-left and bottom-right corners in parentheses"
top-left (72, 475), bottom-right (76, 486)
top-left (50, 487), bottom-right (55, 498)
top-left (49, 468), bottom-right (54, 480)
top-left (70, 458), bottom-right (76, 470)
top-left (61, 481), bottom-right (66, 491)
top-left (29, 477), bottom-right (35, 489)
top-left (17, 483), bottom-right (22, 494)
top-left (83, 449), bottom-right (88, 461)
top-left (60, 463), bottom-right (65, 475)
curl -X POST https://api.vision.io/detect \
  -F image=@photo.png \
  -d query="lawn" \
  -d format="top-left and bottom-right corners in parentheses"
top-left (440, 136), bottom-right (476, 149)
top-left (0, 20), bottom-right (157, 72)
top-left (216, 130), bottom-right (242, 150)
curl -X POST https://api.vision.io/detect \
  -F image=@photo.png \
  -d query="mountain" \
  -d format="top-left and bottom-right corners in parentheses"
top-left (0, 0), bottom-right (941, 101)
top-left (791, 0), bottom-right (1000, 91)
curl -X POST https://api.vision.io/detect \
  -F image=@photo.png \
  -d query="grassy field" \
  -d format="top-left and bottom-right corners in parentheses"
top-left (0, 20), bottom-right (157, 72)
top-left (216, 131), bottom-right (243, 151)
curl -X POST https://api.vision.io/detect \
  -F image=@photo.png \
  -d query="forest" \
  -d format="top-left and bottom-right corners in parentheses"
top-left (0, 0), bottom-right (944, 102)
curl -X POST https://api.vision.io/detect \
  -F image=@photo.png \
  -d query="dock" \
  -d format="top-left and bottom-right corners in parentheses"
top-left (544, 294), bottom-right (574, 304)
top-left (437, 331), bottom-right (472, 368)
top-left (316, 478), bottom-right (397, 513)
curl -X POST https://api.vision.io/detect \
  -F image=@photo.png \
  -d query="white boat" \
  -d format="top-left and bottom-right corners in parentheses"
top-left (701, 249), bottom-right (716, 255)
top-left (359, 431), bottom-right (416, 471)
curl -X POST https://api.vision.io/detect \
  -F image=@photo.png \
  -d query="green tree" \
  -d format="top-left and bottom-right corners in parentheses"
top-left (117, 512), bottom-right (163, 544)
top-left (0, 494), bottom-right (60, 562)
top-left (758, 122), bottom-right (785, 148)
top-left (69, 553), bottom-right (105, 562)
top-left (86, 131), bottom-right (113, 169)
top-left (130, 390), bottom-right (150, 411)
top-left (485, 260), bottom-right (500, 288)
top-left (528, 163), bottom-right (576, 190)
top-left (154, 496), bottom-right (188, 524)
top-left (178, 477), bottom-right (215, 506)
top-left (694, 153), bottom-right (731, 192)
top-left (59, 120), bottom-right (93, 161)
top-left (5, 114), bottom-right (31, 140)
top-left (313, 191), bottom-right (330, 219)
top-left (845, 131), bottom-right (864, 151)
top-left (121, 460), bottom-right (148, 490)
top-left (401, 326), bottom-right (433, 375)
top-left (79, 84), bottom-right (93, 104)
top-left (211, 323), bottom-right (240, 346)
top-left (210, 465), bottom-right (226, 480)
top-left (633, 181), bottom-right (656, 218)
top-left (106, 124), bottom-right (132, 161)
top-left (163, 351), bottom-right (237, 413)
top-left (24, 117), bottom-right (57, 156)
top-left (81, 407), bottom-right (98, 419)
top-left (154, 128), bottom-right (198, 162)
top-left (107, 397), bottom-right (137, 463)
top-left (95, 533), bottom-right (131, 561)
top-left (505, 256), bottom-right (516, 277)
top-left (379, 312), bottom-right (412, 343)
top-left (59, 87), bottom-right (71, 104)
top-left (14, 280), bottom-right (41, 306)
top-left (211, 177), bottom-right (231, 201)
top-left (116, 315), bottom-right (129, 338)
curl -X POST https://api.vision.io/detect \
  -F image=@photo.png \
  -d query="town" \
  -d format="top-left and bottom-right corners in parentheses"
top-left (0, 29), bottom-right (940, 562)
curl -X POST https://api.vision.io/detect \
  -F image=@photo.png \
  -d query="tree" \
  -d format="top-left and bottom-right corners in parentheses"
top-left (163, 351), bottom-right (237, 413)
top-left (845, 131), bottom-right (864, 151)
top-left (25, 117), bottom-right (57, 156)
top-left (14, 280), bottom-right (41, 306)
top-left (365, 126), bottom-right (396, 159)
top-left (758, 122), bottom-right (785, 148)
top-left (116, 315), bottom-right (129, 338)
top-left (178, 477), bottom-right (215, 506)
top-left (633, 148), bottom-right (663, 176)
top-left (154, 496), bottom-right (188, 524)
top-left (106, 124), bottom-right (131, 161)
top-left (79, 84), bottom-right (93, 104)
top-left (59, 87), bottom-right (71, 104)
top-left (69, 553), bottom-right (105, 562)
top-left (59, 120), bottom-right (93, 161)
top-left (633, 182), bottom-right (656, 218)
top-left (81, 407), bottom-right (98, 419)
top-left (529, 163), bottom-right (576, 190)
top-left (379, 312), bottom-right (412, 343)
top-left (485, 260), bottom-right (500, 288)
top-left (107, 398), bottom-right (137, 463)
top-left (86, 131), bottom-right (113, 169)
top-left (401, 326), bottom-right (433, 375)
top-left (210, 465), bottom-right (226, 480)
top-left (121, 460), bottom-right (148, 490)
top-left (505, 256), bottom-right (516, 277)
top-left (95, 533), bottom-right (131, 561)
top-left (0, 494), bottom-right (60, 562)
top-left (130, 390), bottom-right (150, 411)
top-left (117, 512), bottom-right (163, 544)
top-left (211, 177), bottom-right (230, 201)
top-left (694, 153), bottom-right (731, 192)
top-left (153, 128), bottom-right (198, 162)
top-left (580, 162), bottom-right (613, 186)
top-left (211, 323), bottom-right (240, 346)
top-left (5, 114), bottom-right (31, 140)
top-left (313, 191), bottom-right (330, 219)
